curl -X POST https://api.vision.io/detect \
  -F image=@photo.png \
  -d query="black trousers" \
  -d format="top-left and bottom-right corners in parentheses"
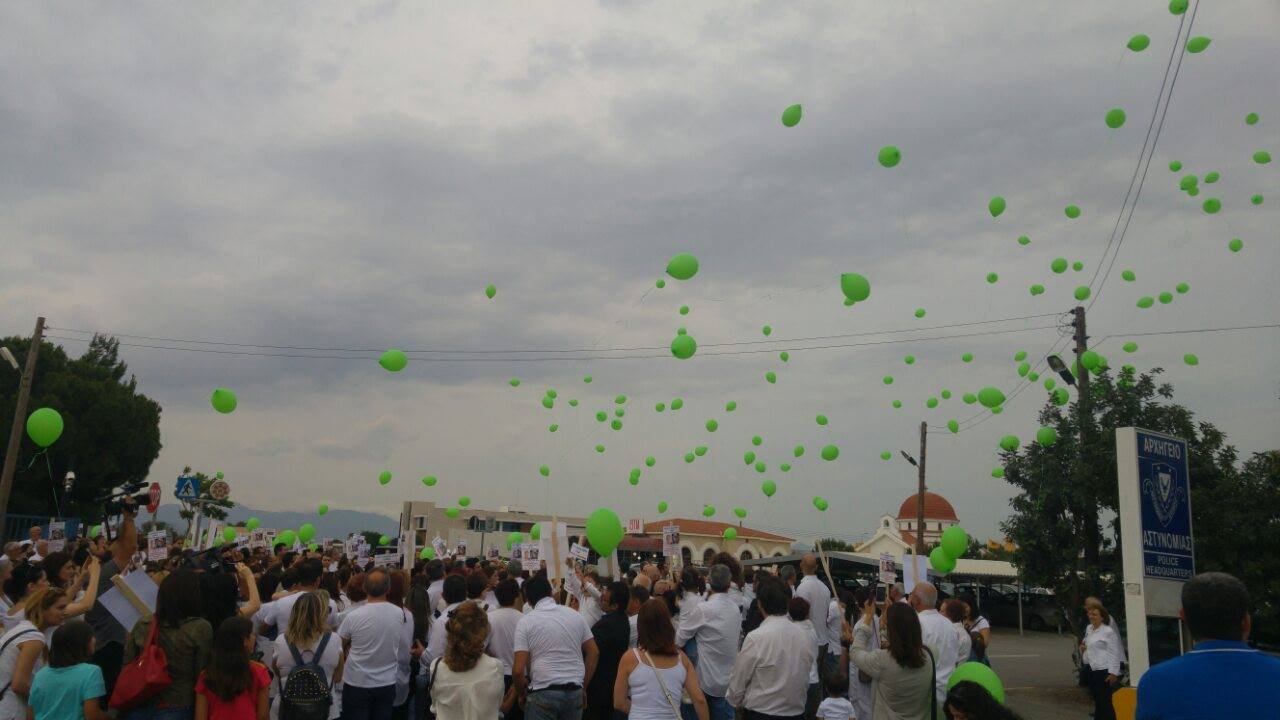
top-left (1088, 669), bottom-right (1116, 720)
top-left (91, 641), bottom-right (124, 708)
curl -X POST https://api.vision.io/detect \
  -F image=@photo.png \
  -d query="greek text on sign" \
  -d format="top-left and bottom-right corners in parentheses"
top-left (1136, 429), bottom-right (1194, 581)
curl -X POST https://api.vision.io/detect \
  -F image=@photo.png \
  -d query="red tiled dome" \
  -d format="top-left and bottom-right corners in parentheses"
top-left (896, 492), bottom-right (958, 522)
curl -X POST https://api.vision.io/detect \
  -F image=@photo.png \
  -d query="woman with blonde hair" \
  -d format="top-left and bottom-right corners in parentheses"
top-left (428, 602), bottom-right (504, 720)
top-left (272, 592), bottom-right (342, 720)
top-left (0, 588), bottom-right (73, 720)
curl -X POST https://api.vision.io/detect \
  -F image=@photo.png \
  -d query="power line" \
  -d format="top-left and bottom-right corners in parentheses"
top-left (44, 324), bottom-right (1060, 363)
top-left (1088, 1), bottom-right (1197, 308)
top-left (46, 313), bottom-right (1059, 355)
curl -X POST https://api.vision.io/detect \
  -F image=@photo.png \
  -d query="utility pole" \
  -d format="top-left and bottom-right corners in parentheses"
top-left (915, 420), bottom-right (928, 555)
top-left (0, 317), bottom-right (46, 540)
top-left (1072, 306), bottom-right (1101, 578)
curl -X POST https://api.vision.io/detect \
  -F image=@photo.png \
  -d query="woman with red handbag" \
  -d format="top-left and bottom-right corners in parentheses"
top-left (119, 571), bottom-right (212, 720)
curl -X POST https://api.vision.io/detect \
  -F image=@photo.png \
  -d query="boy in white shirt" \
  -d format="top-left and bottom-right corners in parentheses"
top-left (816, 672), bottom-right (858, 720)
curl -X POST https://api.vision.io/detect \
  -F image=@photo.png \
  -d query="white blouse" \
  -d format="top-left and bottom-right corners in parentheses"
top-left (1083, 622), bottom-right (1123, 675)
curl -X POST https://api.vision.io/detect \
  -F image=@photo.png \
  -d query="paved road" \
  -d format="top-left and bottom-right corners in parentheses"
top-left (987, 627), bottom-right (1093, 719)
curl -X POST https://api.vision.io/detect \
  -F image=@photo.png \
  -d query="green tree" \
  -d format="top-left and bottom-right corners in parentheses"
top-left (1000, 366), bottom-right (1278, 639)
top-left (815, 537), bottom-right (855, 552)
top-left (0, 335), bottom-right (162, 521)
top-left (360, 530), bottom-right (384, 549)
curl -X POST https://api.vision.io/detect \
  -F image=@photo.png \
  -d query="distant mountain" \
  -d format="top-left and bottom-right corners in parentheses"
top-left (149, 503), bottom-right (398, 541)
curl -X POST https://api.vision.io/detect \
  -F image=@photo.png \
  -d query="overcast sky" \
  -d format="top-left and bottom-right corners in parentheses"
top-left (2, 1), bottom-right (1277, 545)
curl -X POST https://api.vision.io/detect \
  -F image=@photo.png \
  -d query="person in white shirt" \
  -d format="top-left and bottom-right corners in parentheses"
top-left (427, 575), bottom-right (468, 666)
top-left (815, 672), bottom-right (857, 720)
top-left (337, 569), bottom-right (415, 720)
top-left (512, 575), bottom-right (600, 720)
top-left (942, 600), bottom-right (972, 669)
top-left (1081, 604), bottom-right (1123, 720)
top-left (788, 597), bottom-right (822, 720)
top-left (845, 589), bottom-right (876, 720)
top-left (675, 565), bottom-right (740, 720)
top-left (258, 559), bottom-right (338, 637)
top-left (909, 581), bottom-right (957, 706)
top-left (486, 579), bottom-right (523, 689)
top-left (1084, 596), bottom-right (1125, 664)
top-left (272, 591), bottom-right (344, 720)
top-left (424, 560), bottom-right (446, 615)
top-left (627, 585), bottom-right (649, 649)
top-left (794, 554), bottom-right (834, 674)
top-left (726, 575), bottom-right (816, 720)
top-left (430, 602), bottom-right (506, 720)
top-left (566, 568), bottom-right (603, 630)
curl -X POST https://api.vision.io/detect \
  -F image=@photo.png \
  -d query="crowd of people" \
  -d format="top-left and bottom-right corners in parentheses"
top-left (0, 504), bottom-right (1273, 720)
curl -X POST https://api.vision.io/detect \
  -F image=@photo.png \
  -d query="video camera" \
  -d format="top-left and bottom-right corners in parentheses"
top-left (95, 480), bottom-right (150, 534)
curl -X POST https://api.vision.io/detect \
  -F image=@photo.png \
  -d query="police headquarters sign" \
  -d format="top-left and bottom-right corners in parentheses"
top-left (1134, 430), bottom-right (1194, 581)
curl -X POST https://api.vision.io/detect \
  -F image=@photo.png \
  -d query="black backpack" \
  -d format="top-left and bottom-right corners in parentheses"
top-left (278, 633), bottom-right (333, 720)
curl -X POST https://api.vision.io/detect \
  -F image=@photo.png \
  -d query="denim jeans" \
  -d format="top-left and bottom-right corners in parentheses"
top-left (525, 687), bottom-right (582, 720)
top-left (410, 673), bottom-right (431, 720)
top-left (682, 694), bottom-right (733, 720)
top-left (125, 706), bottom-right (194, 720)
top-left (343, 683), bottom-right (397, 720)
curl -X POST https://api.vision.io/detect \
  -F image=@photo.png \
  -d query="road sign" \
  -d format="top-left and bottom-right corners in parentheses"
top-left (209, 479), bottom-right (231, 501)
top-left (175, 474), bottom-right (199, 501)
top-left (147, 482), bottom-right (162, 514)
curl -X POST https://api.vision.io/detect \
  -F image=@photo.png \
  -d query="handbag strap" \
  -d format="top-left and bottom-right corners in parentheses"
top-left (0, 629), bottom-right (43, 702)
top-left (924, 646), bottom-right (937, 718)
top-left (640, 649), bottom-right (683, 720)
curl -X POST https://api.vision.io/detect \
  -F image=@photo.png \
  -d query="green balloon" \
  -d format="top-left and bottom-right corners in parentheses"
top-left (1052, 388), bottom-right (1070, 406)
top-left (947, 420), bottom-right (959, 434)
top-left (1228, 238), bottom-right (1243, 253)
top-left (422, 475), bottom-right (437, 487)
top-left (761, 479), bottom-right (777, 497)
top-left (929, 546), bottom-right (955, 574)
top-left (977, 387), bottom-right (1005, 409)
top-left (485, 283), bottom-right (497, 299)
top-left (914, 308), bottom-right (926, 319)
top-left (583, 375), bottom-right (593, 384)
top-left (655, 279), bottom-right (666, 289)
top-left (1159, 291), bottom-right (1174, 304)
top-left (89, 525), bottom-right (101, 539)
top-left (1017, 235), bottom-right (1030, 246)
top-left (420, 547), bottom-right (434, 560)
top-left (378, 471), bottom-right (392, 486)
top-left (1105, 108), bottom-right (1126, 129)
top-left (1014, 350), bottom-right (1027, 361)
top-left (1253, 195), bottom-right (1264, 205)
top-left (1036, 427), bottom-right (1058, 446)
top-left (991, 406), bottom-right (1004, 415)
top-left (1184, 353), bottom-right (1199, 366)
top-left (279, 530), bottom-right (297, 546)
top-left (1203, 198), bottom-right (1221, 214)
top-left (549, 424), bottom-right (559, 433)
top-left (962, 353), bottom-right (973, 363)
top-left (695, 446), bottom-right (708, 457)
top-left (684, 453), bottom-right (695, 463)
top-left (754, 461), bottom-right (766, 473)
top-left (765, 371), bottom-right (776, 384)
top-left (223, 527), bottom-right (238, 544)
top-left (892, 399), bottom-right (902, 408)
top-left (378, 349), bottom-right (408, 373)
top-left (1169, 0), bottom-right (1187, 14)
top-left (1176, 282), bottom-right (1189, 294)
top-left (904, 355), bottom-right (915, 365)
top-left (597, 411), bottom-right (607, 422)
top-left (541, 396), bottom-right (554, 409)
top-left (1203, 171), bottom-right (1219, 185)
top-left (611, 419), bottom-right (623, 430)
top-left (744, 451), bottom-right (756, 465)
top-left (597, 445), bottom-right (607, 454)
top-left (1246, 112), bottom-right (1259, 125)
top-left (211, 388), bottom-right (238, 414)
top-left (539, 463), bottom-right (551, 477)
top-left (726, 401), bottom-right (737, 412)
top-left (25, 408), bottom-right (64, 447)
top-left (530, 523), bottom-right (541, 540)
top-left (883, 375), bottom-right (894, 385)
top-left (1137, 296), bottom-right (1154, 308)
top-left (752, 435), bottom-right (763, 446)
top-left (671, 398), bottom-right (684, 410)
top-left (734, 507), bottom-right (747, 518)
top-left (1169, 160), bottom-right (1183, 171)
top-left (820, 445), bottom-right (839, 461)
top-left (840, 273), bottom-right (871, 302)
top-left (657, 501), bottom-right (668, 513)
top-left (702, 504), bottom-right (716, 518)
top-left (941, 390), bottom-right (952, 400)
top-left (940, 526), bottom-right (967, 558)
top-left (962, 393), bottom-right (976, 405)
top-left (812, 497), bottom-right (828, 512)
top-left (779, 352), bottom-right (790, 362)
top-left (1255, 150), bottom-right (1273, 165)
top-left (780, 104), bottom-right (803, 127)
top-left (1065, 204), bottom-right (1081, 219)
top-left (445, 508), bottom-right (459, 518)
top-left (666, 253), bottom-right (700, 281)
top-left (1127, 34), bottom-right (1150, 51)
top-left (1185, 36), bottom-right (1210, 53)
top-left (318, 504), bottom-right (329, 516)
top-left (646, 456), bottom-right (656, 467)
top-left (1017, 362), bottom-right (1030, 377)
top-left (299, 523), bottom-right (316, 542)
top-left (999, 435), bottom-right (1019, 452)
top-left (761, 325), bottom-right (772, 337)
top-left (794, 445), bottom-right (805, 458)
top-left (988, 196), bottom-right (1006, 218)
top-left (1050, 257), bottom-right (1068, 274)
top-left (1121, 269), bottom-right (1136, 282)
top-left (880, 450), bottom-right (892, 460)
top-left (878, 145), bottom-right (902, 168)
top-left (505, 531), bottom-right (521, 550)
top-left (1123, 342), bottom-right (1138, 353)
top-left (986, 272), bottom-right (999, 284)
top-left (723, 527), bottom-right (738, 540)
top-left (377, 534), bottom-right (389, 546)
top-left (926, 397), bottom-right (938, 409)
top-left (780, 463), bottom-right (791, 472)
top-left (671, 334), bottom-right (697, 360)
top-left (246, 517), bottom-right (260, 531)
top-left (948, 662), bottom-right (1006, 704)
top-left (679, 305), bottom-right (689, 315)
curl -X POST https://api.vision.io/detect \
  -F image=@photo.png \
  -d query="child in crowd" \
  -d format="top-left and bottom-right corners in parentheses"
top-left (816, 671), bottom-right (857, 720)
top-left (196, 617), bottom-right (270, 720)
top-left (27, 621), bottom-right (107, 720)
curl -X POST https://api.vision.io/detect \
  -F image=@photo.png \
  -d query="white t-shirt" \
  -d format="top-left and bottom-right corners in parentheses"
top-left (259, 591), bottom-right (339, 634)
top-left (816, 696), bottom-right (857, 720)
top-left (272, 632), bottom-right (343, 720)
top-left (486, 607), bottom-right (522, 675)
top-left (513, 598), bottom-right (593, 691)
top-left (628, 615), bottom-right (639, 649)
top-left (337, 601), bottom-right (410, 689)
top-left (0, 621), bottom-right (46, 720)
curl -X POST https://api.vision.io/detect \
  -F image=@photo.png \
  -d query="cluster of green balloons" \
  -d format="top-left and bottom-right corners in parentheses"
top-left (928, 526), bottom-right (969, 575)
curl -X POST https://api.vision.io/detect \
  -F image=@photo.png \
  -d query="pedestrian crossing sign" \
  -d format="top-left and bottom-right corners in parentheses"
top-left (175, 474), bottom-right (200, 501)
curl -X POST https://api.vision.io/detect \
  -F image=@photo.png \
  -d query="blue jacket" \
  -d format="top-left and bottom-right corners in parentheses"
top-left (1136, 639), bottom-right (1280, 719)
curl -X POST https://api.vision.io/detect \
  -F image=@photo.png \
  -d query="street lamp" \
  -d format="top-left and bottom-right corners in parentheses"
top-left (900, 447), bottom-right (926, 553)
top-left (0, 347), bottom-right (18, 372)
top-left (900, 451), bottom-right (917, 467)
top-left (1046, 354), bottom-right (1077, 387)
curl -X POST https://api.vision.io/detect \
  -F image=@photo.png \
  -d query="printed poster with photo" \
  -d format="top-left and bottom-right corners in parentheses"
top-left (146, 531), bottom-right (168, 562)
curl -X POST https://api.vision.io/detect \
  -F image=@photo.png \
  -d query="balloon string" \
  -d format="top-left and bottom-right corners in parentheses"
top-left (44, 451), bottom-right (62, 518)
top-left (24, 448), bottom-right (46, 471)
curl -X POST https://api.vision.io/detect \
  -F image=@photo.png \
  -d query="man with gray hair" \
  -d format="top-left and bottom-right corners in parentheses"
top-left (676, 564), bottom-right (741, 720)
top-left (909, 581), bottom-right (957, 706)
top-left (793, 554), bottom-right (833, 673)
top-left (338, 568), bottom-right (414, 720)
